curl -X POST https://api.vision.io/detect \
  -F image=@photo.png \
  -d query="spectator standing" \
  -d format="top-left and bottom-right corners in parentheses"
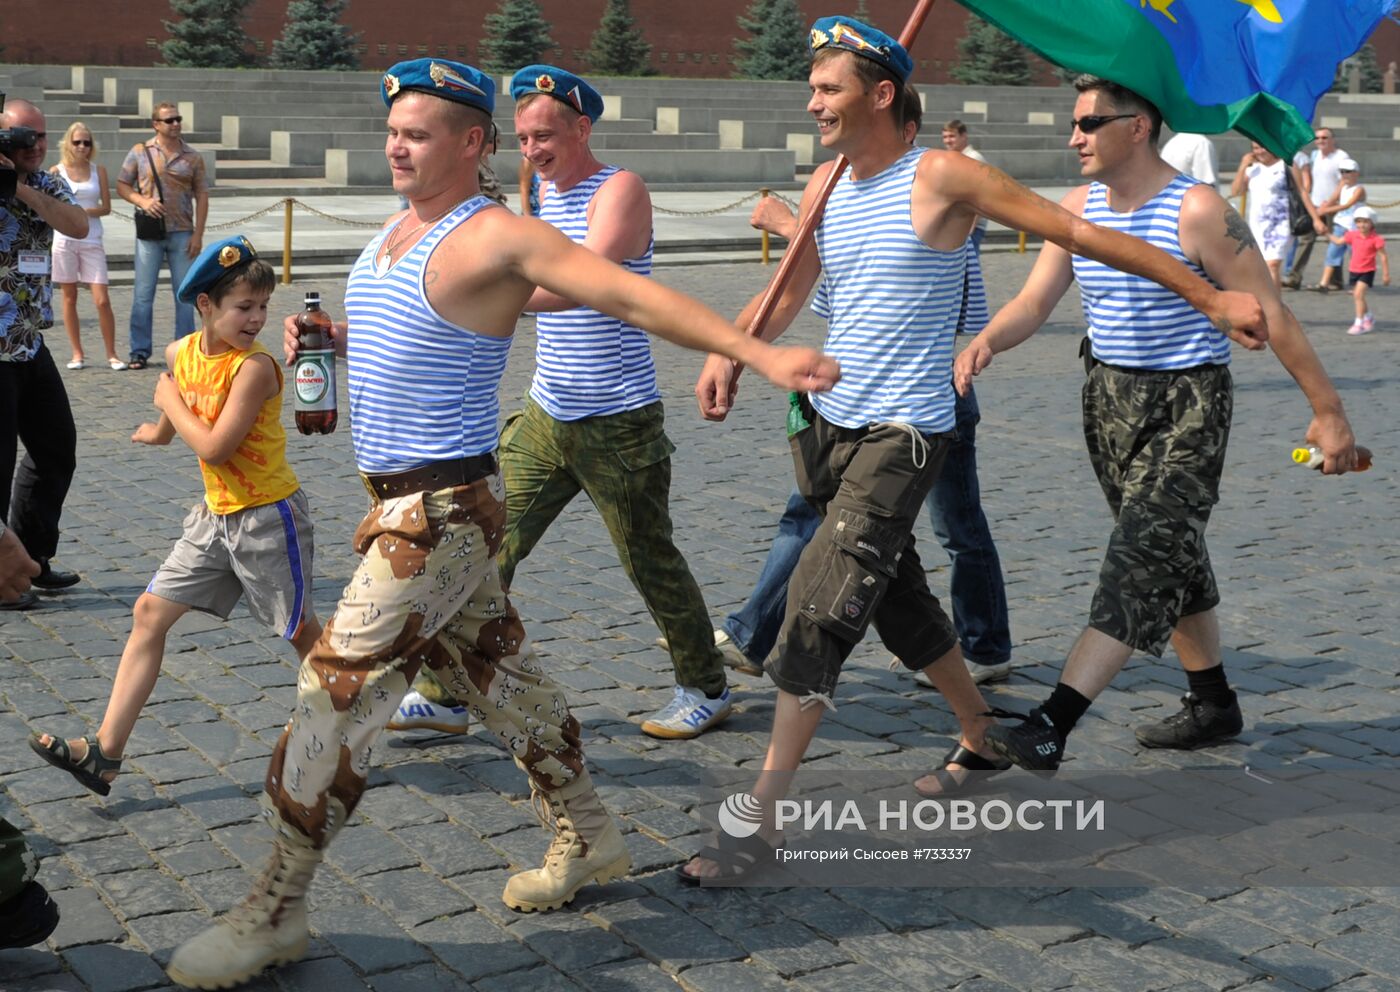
top-left (116, 101), bottom-right (208, 369)
top-left (1328, 205), bottom-right (1389, 334)
top-left (1315, 157), bottom-right (1365, 293)
top-left (1230, 141), bottom-right (1316, 287)
top-left (1284, 126), bottom-right (1348, 288)
top-left (0, 98), bottom-right (88, 610)
top-left (1161, 131), bottom-right (1219, 184)
top-left (50, 121), bottom-right (123, 370)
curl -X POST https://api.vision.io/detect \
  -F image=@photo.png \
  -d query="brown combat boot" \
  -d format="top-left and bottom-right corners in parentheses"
top-left (166, 841), bottom-right (320, 989)
top-left (502, 769), bottom-right (631, 912)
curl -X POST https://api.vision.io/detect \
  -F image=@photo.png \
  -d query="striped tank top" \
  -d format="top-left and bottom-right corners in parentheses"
top-left (1071, 175), bottom-right (1230, 370)
top-left (531, 166), bottom-right (659, 421)
top-left (344, 196), bottom-right (513, 473)
top-left (812, 147), bottom-right (964, 433)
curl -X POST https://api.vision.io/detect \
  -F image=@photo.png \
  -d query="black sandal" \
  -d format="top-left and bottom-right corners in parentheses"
top-left (127, 356), bottom-right (148, 370)
top-left (913, 742), bottom-right (1012, 798)
top-left (676, 830), bottom-right (784, 886)
top-left (28, 732), bottom-right (122, 797)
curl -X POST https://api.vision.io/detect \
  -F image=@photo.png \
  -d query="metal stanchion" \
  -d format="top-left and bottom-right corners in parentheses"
top-left (282, 199), bottom-right (293, 286)
top-left (759, 187), bottom-right (771, 266)
top-left (1018, 230), bottom-right (1027, 254)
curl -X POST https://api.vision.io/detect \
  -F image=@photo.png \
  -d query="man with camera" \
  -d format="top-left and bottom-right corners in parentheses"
top-left (0, 97), bottom-right (88, 610)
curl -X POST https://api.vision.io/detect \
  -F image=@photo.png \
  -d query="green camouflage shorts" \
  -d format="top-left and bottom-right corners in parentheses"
top-left (1082, 362), bottom-right (1233, 656)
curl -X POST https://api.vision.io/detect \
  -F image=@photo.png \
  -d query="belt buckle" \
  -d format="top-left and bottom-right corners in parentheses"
top-left (359, 473), bottom-right (381, 506)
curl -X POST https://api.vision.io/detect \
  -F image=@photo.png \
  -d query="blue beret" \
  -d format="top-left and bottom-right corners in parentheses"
top-left (381, 58), bottom-right (494, 115)
top-left (809, 17), bottom-right (913, 82)
top-left (177, 235), bottom-right (259, 305)
top-left (510, 65), bottom-right (604, 122)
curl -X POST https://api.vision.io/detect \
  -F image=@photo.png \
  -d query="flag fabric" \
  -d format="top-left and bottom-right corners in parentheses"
top-left (952, 0), bottom-right (1395, 157)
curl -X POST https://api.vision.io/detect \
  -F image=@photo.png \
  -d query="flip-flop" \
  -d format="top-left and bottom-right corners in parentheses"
top-left (913, 742), bottom-right (1012, 798)
top-left (65, 359), bottom-right (85, 370)
top-left (107, 358), bottom-right (128, 370)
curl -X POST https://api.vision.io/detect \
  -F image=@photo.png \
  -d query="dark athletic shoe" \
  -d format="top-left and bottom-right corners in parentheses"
top-left (0, 881), bottom-right (60, 949)
top-left (985, 707), bottom-right (1063, 771)
top-left (0, 590), bottom-right (38, 611)
top-left (1134, 692), bottom-right (1244, 750)
top-left (32, 560), bottom-right (80, 590)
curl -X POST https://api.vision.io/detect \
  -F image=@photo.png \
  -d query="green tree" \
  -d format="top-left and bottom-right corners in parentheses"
top-left (162, 0), bottom-right (256, 68)
top-left (587, 0), bottom-right (652, 76)
top-left (1332, 44), bottom-right (1383, 94)
top-left (735, 0), bottom-right (809, 81)
top-left (270, 0), bottom-right (360, 71)
top-left (951, 16), bottom-right (1032, 86)
top-left (479, 0), bottom-right (554, 74)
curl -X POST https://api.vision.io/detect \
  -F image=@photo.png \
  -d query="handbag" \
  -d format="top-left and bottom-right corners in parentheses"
top-left (1284, 164), bottom-right (1314, 238)
top-left (133, 145), bottom-right (167, 242)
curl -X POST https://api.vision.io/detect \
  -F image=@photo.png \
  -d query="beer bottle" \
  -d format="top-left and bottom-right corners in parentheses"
top-left (1291, 445), bottom-right (1372, 471)
top-left (293, 292), bottom-right (338, 435)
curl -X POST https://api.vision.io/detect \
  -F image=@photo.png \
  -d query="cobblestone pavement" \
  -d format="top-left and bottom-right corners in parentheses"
top-left (3, 254), bottom-right (1397, 992)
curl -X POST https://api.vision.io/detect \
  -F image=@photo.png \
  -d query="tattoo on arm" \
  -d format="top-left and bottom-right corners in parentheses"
top-left (1212, 314), bottom-right (1234, 337)
top-left (424, 269), bottom-right (439, 287)
top-left (1223, 207), bottom-right (1257, 256)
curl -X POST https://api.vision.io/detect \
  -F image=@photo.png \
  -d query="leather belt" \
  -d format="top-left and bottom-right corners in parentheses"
top-left (359, 454), bottom-right (496, 503)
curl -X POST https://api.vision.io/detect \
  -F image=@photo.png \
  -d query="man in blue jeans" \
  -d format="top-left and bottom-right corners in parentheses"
top-left (714, 103), bottom-right (1012, 683)
top-left (116, 101), bottom-right (208, 368)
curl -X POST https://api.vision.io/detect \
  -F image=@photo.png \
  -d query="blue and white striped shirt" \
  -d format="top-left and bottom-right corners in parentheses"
top-left (344, 196), bottom-right (512, 473)
top-left (531, 166), bottom-right (659, 421)
top-left (1072, 176), bottom-right (1230, 370)
top-left (812, 148), bottom-right (964, 433)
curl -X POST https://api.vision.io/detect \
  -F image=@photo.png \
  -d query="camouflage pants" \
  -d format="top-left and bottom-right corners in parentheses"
top-left (262, 475), bottom-right (584, 851)
top-left (1082, 362), bottom-right (1232, 657)
top-left (0, 816), bottom-right (39, 903)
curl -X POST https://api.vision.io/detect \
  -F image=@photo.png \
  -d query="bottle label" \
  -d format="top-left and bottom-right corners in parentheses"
top-left (294, 349), bottom-right (337, 411)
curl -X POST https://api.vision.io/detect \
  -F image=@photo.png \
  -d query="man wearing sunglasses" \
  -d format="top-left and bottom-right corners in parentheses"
top-left (116, 101), bottom-right (209, 370)
top-left (954, 75), bottom-right (1361, 774)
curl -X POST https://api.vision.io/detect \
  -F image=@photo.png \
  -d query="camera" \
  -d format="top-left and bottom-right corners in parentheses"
top-left (0, 93), bottom-right (40, 201)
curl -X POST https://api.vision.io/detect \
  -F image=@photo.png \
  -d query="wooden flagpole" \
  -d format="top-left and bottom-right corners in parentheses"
top-left (744, 0), bottom-right (941, 341)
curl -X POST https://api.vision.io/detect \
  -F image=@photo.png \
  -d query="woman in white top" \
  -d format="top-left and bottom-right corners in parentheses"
top-left (1230, 142), bottom-right (1303, 287)
top-left (1316, 158), bottom-right (1365, 294)
top-left (49, 122), bottom-right (123, 370)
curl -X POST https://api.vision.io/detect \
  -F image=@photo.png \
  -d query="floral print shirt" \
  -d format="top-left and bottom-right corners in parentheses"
top-left (0, 170), bottom-right (75, 361)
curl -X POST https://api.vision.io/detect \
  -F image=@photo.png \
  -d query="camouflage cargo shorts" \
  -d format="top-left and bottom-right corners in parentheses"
top-left (1082, 362), bottom-right (1233, 657)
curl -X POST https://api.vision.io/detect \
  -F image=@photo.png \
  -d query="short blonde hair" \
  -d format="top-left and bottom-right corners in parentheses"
top-left (59, 121), bottom-right (97, 168)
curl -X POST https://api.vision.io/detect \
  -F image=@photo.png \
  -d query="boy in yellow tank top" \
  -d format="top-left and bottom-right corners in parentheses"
top-left (30, 236), bottom-right (322, 795)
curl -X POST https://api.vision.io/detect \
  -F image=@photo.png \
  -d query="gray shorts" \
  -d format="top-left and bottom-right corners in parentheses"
top-left (148, 490), bottom-right (315, 639)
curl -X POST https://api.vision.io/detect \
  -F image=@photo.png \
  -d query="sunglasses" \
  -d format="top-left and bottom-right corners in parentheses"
top-left (71, 139), bottom-right (93, 147)
top-left (158, 116), bottom-right (183, 125)
top-left (1070, 114), bottom-right (1137, 134)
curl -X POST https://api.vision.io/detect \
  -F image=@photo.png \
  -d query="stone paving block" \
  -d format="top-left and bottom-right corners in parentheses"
top-left (913, 923), bottom-right (1075, 992)
top-left (61, 833), bottom-right (158, 878)
top-left (1247, 941), bottom-right (1364, 989)
top-left (119, 805), bottom-right (213, 852)
top-left (586, 895), bottom-right (745, 974)
top-left (0, 946), bottom-right (66, 982)
top-left (312, 904), bottom-right (433, 974)
top-left (7, 972), bottom-right (90, 992)
top-left (1043, 936), bottom-right (1173, 990)
top-left (507, 911), bottom-right (637, 972)
top-left (355, 783), bottom-right (447, 830)
top-left (740, 920), bottom-right (852, 978)
top-left (130, 747), bottom-right (220, 785)
top-left (412, 911), bottom-right (543, 981)
top-left (392, 820), bottom-right (508, 877)
top-left (423, 789), bottom-right (538, 838)
top-left (190, 867), bottom-right (262, 916)
top-left (832, 887), bottom-right (955, 933)
top-left (354, 868), bottom-right (469, 928)
top-left (49, 885), bottom-right (126, 949)
top-left (475, 964), bottom-right (586, 992)
top-left (156, 840), bottom-right (240, 878)
top-left (1318, 931), bottom-right (1400, 982)
top-left (1135, 935), bottom-right (1264, 989)
top-left (942, 889), bottom-right (1089, 950)
top-left (25, 799), bottom-right (126, 845)
top-left (793, 962), bottom-right (925, 992)
top-left (173, 720), bottom-right (271, 766)
top-left (681, 960), bottom-right (796, 992)
top-left (95, 868), bottom-right (200, 918)
top-left (159, 776), bottom-right (259, 830)
top-left (273, 954), bottom-right (374, 991)
top-left (62, 941), bottom-right (172, 992)
top-left (325, 824), bottom-right (419, 877)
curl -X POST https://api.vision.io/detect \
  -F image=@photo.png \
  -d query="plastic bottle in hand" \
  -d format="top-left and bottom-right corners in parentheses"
top-left (293, 292), bottom-right (338, 435)
top-left (1291, 445), bottom-right (1372, 471)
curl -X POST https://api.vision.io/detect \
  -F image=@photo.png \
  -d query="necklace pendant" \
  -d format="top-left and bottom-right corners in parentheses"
top-left (374, 250), bottom-right (392, 278)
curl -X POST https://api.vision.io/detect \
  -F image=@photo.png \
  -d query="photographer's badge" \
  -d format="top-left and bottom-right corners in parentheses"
top-left (17, 251), bottom-right (49, 275)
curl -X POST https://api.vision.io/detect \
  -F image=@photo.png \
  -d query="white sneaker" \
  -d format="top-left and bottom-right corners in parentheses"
top-left (911, 659), bottom-right (1013, 688)
top-left (640, 685), bottom-right (732, 739)
top-left (386, 690), bottom-right (472, 734)
top-left (1348, 319), bottom-right (1368, 336)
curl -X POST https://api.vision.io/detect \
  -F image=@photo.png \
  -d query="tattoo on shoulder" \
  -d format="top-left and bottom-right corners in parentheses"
top-left (424, 269), bottom-right (439, 286)
top-left (1223, 208), bottom-right (1257, 256)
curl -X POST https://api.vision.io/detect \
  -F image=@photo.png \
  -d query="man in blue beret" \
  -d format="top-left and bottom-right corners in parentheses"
top-left (167, 57), bottom-right (841, 987)
top-left (680, 17), bottom-right (1270, 882)
top-left (392, 63), bottom-right (738, 743)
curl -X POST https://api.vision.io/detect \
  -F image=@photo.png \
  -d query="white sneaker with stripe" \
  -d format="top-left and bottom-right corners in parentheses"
top-left (640, 685), bottom-right (732, 739)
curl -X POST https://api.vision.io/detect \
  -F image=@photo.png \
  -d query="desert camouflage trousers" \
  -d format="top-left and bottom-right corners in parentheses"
top-left (1082, 362), bottom-right (1233, 657)
top-left (261, 474), bottom-right (584, 851)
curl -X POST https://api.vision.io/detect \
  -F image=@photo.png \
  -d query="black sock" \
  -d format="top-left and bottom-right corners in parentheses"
top-left (1039, 683), bottom-right (1092, 742)
top-left (1186, 664), bottom-right (1234, 708)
